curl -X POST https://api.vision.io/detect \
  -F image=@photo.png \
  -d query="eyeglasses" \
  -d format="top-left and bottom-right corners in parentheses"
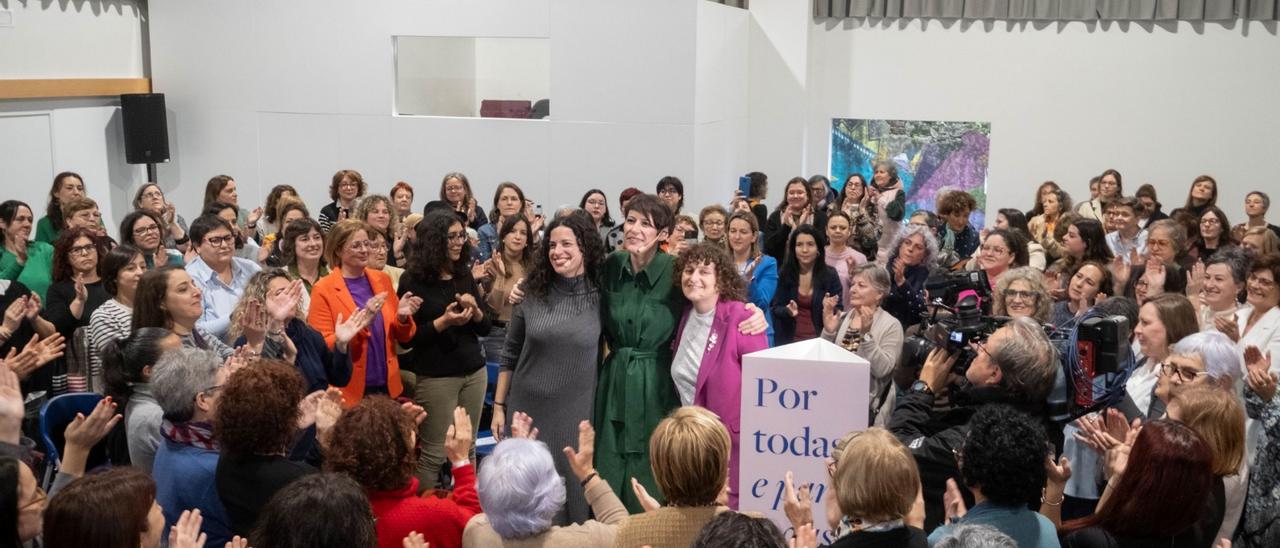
top-left (970, 339), bottom-right (992, 359)
top-left (69, 244), bottom-right (96, 256)
top-left (201, 384), bottom-right (224, 396)
top-left (19, 484), bottom-right (46, 512)
top-left (1161, 362), bottom-right (1210, 383)
top-left (368, 241), bottom-right (388, 251)
top-left (133, 224), bottom-right (161, 236)
top-left (339, 182), bottom-right (359, 189)
top-left (444, 185), bottom-right (465, 193)
top-left (446, 232), bottom-right (467, 242)
top-left (703, 220), bottom-right (725, 227)
top-left (141, 190), bottom-right (164, 200)
top-left (1249, 274), bottom-right (1278, 289)
top-left (346, 240), bottom-right (373, 251)
top-left (1201, 218), bottom-right (1222, 226)
top-left (657, 188), bottom-right (679, 196)
top-left (204, 235), bottom-right (235, 247)
top-left (1147, 238), bottom-right (1173, 248)
top-left (1002, 289), bottom-right (1038, 302)
top-left (980, 245), bottom-right (1008, 255)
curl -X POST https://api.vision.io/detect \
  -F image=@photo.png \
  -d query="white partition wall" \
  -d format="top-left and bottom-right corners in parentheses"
top-left (147, 0), bottom-right (748, 219)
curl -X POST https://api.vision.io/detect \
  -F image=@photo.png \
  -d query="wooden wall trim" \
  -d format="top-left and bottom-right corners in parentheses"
top-left (0, 78), bottom-right (152, 100)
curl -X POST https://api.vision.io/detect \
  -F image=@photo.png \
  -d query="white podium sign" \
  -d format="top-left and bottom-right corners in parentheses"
top-left (739, 338), bottom-right (868, 544)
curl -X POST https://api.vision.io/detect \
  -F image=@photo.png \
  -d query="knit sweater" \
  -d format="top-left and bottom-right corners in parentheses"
top-left (613, 505), bottom-right (730, 548)
top-left (462, 477), bottom-right (629, 548)
top-left (368, 464), bottom-right (480, 548)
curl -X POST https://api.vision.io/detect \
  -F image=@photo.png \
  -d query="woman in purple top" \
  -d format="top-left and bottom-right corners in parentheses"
top-left (670, 242), bottom-right (769, 509)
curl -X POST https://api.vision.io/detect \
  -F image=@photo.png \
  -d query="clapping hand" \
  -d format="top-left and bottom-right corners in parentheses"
top-left (69, 273), bottom-right (89, 319)
top-left (61, 395), bottom-right (122, 477)
top-left (168, 509), bottom-right (207, 548)
top-left (444, 406), bottom-right (474, 464)
top-left (21, 293), bottom-right (41, 321)
top-left (1215, 314), bottom-right (1240, 342)
top-left (1245, 346), bottom-right (1277, 402)
top-left (631, 478), bottom-right (662, 512)
top-left (296, 390), bottom-right (327, 430)
top-left (471, 260), bottom-right (487, 282)
top-left (789, 524), bottom-right (818, 548)
top-left (437, 301), bottom-right (473, 329)
top-left (266, 280), bottom-right (304, 323)
top-left (892, 257), bottom-right (906, 286)
top-left (365, 292), bottom-right (389, 316)
top-left (1104, 426), bottom-right (1140, 481)
top-left (402, 532), bottom-right (428, 548)
top-left (508, 411), bottom-right (538, 440)
top-left (507, 278), bottom-right (526, 305)
top-left (1111, 253), bottom-right (1132, 290)
top-left (0, 365), bottom-right (22, 444)
top-left (314, 388), bottom-right (345, 442)
top-left (852, 305), bottom-right (875, 333)
top-left (1186, 260), bottom-right (1206, 298)
top-left (1045, 453), bottom-right (1072, 487)
top-left (821, 294), bottom-right (841, 333)
top-left (238, 299), bottom-right (269, 339)
top-left (400, 400), bottom-right (427, 425)
top-left (397, 291), bottom-right (424, 319)
top-left (2, 297), bottom-right (24, 333)
top-left (785, 300), bottom-right (799, 318)
top-left (6, 333), bottom-right (66, 380)
top-left (334, 308), bottom-right (374, 350)
top-left (1145, 260), bottom-right (1167, 296)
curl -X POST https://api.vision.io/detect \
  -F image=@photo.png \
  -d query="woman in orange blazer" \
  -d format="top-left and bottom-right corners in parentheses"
top-left (308, 219), bottom-right (422, 406)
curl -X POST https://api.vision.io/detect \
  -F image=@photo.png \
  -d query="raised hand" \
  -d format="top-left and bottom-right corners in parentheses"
top-left (28, 332), bottom-right (66, 368)
top-left (296, 390), bottom-right (327, 430)
top-left (164, 201), bottom-right (177, 224)
top-left (854, 305), bottom-right (875, 332)
top-left (1245, 346), bottom-right (1276, 402)
top-left (22, 293), bottom-right (41, 320)
top-left (248, 207), bottom-right (264, 227)
top-left (1146, 260), bottom-right (1167, 294)
top-left (239, 299), bottom-right (269, 338)
top-left (400, 400), bottom-right (427, 425)
top-left (1186, 260), bottom-right (1206, 298)
top-left (471, 260), bottom-right (487, 281)
top-left (892, 257), bottom-right (906, 286)
top-left (402, 531), bottom-right (428, 548)
top-left (631, 478), bottom-right (662, 512)
top-left (2, 297), bottom-right (24, 333)
top-left (781, 470), bottom-right (814, 529)
top-left (943, 478), bottom-right (968, 523)
top-left (224, 345), bottom-right (252, 373)
top-left (0, 365), bottom-right (23, 444)
top-left (821, 294), bottom-right (841, 334)
top-left (60, 395), bottom-right (122, 477)
top-left (562, 420), bottom-right (596, 482)
top-left (168, 509), bottom-right (208, 548)
top-left (1045, 454), bottom-right (1072, 486)
top-left (1111, 254), bottom-right (1132, 290)
top-left (508, 411), bottom-right (538, 440)
top-left (789, 523), bottom-right (818, 548)
top-left (266, 280), bottom-right (303, 322)
top-left (334, 309), bottom-right (373, 349)
top-left (72, 273), bottom-right (89, 305)
top-left (314, 389), bottom-right (344, 443)
top-left (225, 536), bottom-right (250, 548)
top-left (444, 406), bottom-right (474, 463)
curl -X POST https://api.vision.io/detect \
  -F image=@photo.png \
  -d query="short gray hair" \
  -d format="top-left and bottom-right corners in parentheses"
top-left (1171, 331), bottom-right (1244, 389)
top-left (991, 316), bottom-right (1058, 403)
top-left (151, 347), bottom-right (222, 423)
top-left (933, 524), bottom-right (1017, 548)
top-left (887, 223), bottom-right (938, 267)
top-left (850, 263), bottom-right (890, 298)
top-left (477, 438), bottom-right (565, 539)
top-left (1205, 246), bottom-right (1251, 285)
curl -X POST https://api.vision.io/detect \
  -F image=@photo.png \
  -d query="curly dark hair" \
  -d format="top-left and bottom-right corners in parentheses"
top-left (406, 210), bottom-right (472, 283)
top-left (250, 473), bottom-right (377, 548)
top-left (263, 185), bottom-right (298, 224)
top-left (215, 359), bottom-right (305, 457)
top-left (324, 396), bottom-right (415, 492)
top-left (524, 211), bottom-right (605, 299)
top-left (692, 511), bottom-right (785, 548)
top-left (960, 404), bottom-right (1048, 507)
top-left (673, 242), bottom-right (745, 302)
top-left (51, 227), bottom-right (111, 282)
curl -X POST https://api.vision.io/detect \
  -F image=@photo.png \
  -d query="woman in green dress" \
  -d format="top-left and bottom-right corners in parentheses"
top-left (1, 200), bottom-right (56, 302)
top-left (596, 193), bottom-right (766, 512)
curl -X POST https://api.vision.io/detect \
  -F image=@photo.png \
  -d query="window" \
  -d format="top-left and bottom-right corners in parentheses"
top-left (394, 36), bottom-right (550, 119)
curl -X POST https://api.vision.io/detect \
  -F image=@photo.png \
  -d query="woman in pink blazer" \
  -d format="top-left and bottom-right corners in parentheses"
top-left (670, 242), bottom-right (770, 509)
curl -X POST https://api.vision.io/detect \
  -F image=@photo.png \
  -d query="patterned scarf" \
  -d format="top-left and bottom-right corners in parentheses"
top-left (161, 420), bottom-right (218, 451)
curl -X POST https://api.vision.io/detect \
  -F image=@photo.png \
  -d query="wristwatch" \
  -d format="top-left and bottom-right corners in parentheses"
top-left (909, 380), bottom-right (934, 396)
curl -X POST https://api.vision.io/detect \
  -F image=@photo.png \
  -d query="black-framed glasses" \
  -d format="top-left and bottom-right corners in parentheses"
top-left (1161, 363), bottom-right (1209, 383)
top-left (69, 244), bottom-right (96, 256)
top-left (1002, 289), bottom-right (1038, 302)
top-left (204, 235), bottom-right (235, 248)
top-left (133, 224), bottom-right (161, 236)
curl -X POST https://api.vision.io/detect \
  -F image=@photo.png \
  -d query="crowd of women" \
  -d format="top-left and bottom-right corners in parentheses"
top-left (0, 165), bottom-right (1278, 547)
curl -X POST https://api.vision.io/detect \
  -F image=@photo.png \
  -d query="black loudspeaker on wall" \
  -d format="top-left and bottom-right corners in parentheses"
top-left (120, 93), bottom-right (170, 164)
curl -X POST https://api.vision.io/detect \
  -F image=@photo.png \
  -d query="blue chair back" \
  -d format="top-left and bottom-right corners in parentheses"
top-left (477, 361), bottom-right (503, 457)
top-left (39, 393), bottom-right (103, 468)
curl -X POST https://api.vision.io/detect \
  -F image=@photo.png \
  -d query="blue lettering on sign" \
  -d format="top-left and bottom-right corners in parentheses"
top-left (752, 427), bottom-right (835, 458)
top-left (754, 377), bottom-right (819, 410)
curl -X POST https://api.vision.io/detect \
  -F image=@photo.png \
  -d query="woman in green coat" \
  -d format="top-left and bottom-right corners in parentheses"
top-left (595, 194), bottom-right (766, 512)
top-left (1, 200), bottom-right (56, 302)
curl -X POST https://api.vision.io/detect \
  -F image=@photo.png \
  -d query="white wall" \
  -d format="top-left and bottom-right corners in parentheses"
top-left (0, 1), bottom-right (148, 231)
top-left (766, 14), bottom-right (1280, 226)
top-left (148, 0), bottom-right (709, 220)
top-left (693, 1), bottom-right (750, 212)
top-left (0, 0), bottom-right (146, 78)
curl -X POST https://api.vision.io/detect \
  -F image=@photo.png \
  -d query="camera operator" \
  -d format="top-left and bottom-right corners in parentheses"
top-left (890, 316), bottom-right (1059, 531)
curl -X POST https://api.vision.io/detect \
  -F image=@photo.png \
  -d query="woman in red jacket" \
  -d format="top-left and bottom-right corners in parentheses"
top-left (325, 397), bottom-right (480, 548)
top-left (308, 219), bottom-right (422, 405)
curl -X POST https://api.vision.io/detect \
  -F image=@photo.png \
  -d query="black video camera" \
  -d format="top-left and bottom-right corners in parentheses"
top-left (901, 270), bottom-right (1007, 376)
